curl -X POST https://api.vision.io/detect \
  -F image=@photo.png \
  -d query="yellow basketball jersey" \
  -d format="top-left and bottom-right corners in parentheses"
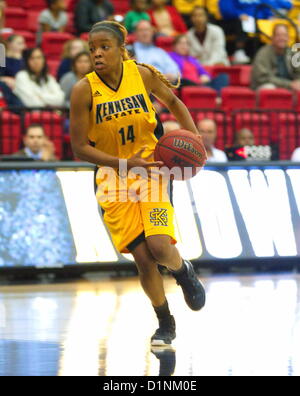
top-left (86, 60), bottom-right (159, 161)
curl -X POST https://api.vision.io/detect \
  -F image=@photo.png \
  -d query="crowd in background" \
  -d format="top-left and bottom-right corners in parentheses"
top-left (1, 0), bottom-right (300, 161)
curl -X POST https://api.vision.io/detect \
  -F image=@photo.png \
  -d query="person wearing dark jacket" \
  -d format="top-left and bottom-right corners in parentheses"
top-left (74, 0), bottom-right (114, 35)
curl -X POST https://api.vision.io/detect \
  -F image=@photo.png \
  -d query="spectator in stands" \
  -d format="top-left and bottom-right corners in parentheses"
top-left (187, 7), bottom-right (230, 66)
top-left (124, 0), bottom-right (151, 34)
top-left (14, 48), bottom-right (65, 108)
top-left (251, 24), bottom-right (300, 90)
top-left (13, 124), bottom-right (58, 161)
top-left (57, 39), bottom-right (89, 81)
top-left (133, 20), bottom-right (180, 83)
top-left (163, 120), bottom-right (180, 134)
top-left (169, 34), bottom-right (229, 93)
top-left (39, 0), bottom-right (68, 33)
top-left (197, 118), bottom-right (228, 162)
top-left (148, 0), bottom-right (187, 36)
top-left (173, 0), bottom-right (205, 28)
top-left (0, 35), bottom-right (26, 91)
top-left (218, 0), bottom-right (292, 64)
top-left (75, 0), bottom-right (114, 35)
top-left (291, 147), bottom-right (300, 161)
top-left (0, 0), bottom-right (6, 31)
top-left (233, 128), bottom-right (255, 146)
top-left (60, 51), bottom-right (93, 107)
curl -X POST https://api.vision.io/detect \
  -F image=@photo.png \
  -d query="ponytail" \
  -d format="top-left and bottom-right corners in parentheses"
top-left (90, 21), bottom-right (181, 90)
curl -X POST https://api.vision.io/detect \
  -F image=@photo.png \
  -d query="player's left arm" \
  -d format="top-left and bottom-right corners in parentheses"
top-left (138, 65), bottom-right (200, 137)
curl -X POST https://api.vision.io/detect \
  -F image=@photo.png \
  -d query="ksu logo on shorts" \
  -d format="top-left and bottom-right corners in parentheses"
top-left (150, 209), bottom-right (168, 226)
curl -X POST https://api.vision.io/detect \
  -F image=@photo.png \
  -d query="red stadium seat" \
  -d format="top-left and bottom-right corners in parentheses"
top-left (276, 113), bottom-right (300, 160)
top-left (0, 111), bottom-right (22, 155)
top-left (112, 0), bottom-right (130, 14)
top-left (126, 34), bottom-right (136, 44)
top-left (80, 33), bottom-right (89, 41)
top-left (155, 36), bottom-right (175, 53)
top-left (221, 87), bottom-right (256, 111)
top-left (27, 10), bottom-right (40, 33)
top-left (295, 91), bottom-right (300, 112)
top-left (181, 87), bottom-right (217, 110)
top-left (203, 66), bottom-right (216, 77)
top-left (66, 0), bottom-right (77, 12)
top-left (47, 59), bottom-right (60, 77)
top-left (23, 0), bottom-right (46, 10)
top-left (6, 0), bottom-right (23, 7)
top-left (159, 113), bottom-right (177, 123)
top-left (24, 112), bottom-right (65, 159)
top-left (66, 12), bottom-right (75, 34)
top-left (212, 65), bottom-right (252, 87)
top-left (41, 32), bottom-right (75, 60)
top-left (258, 89), bottom-right (294, 109)
top-left (233, 112), bottom-right (272, 146)
top-left (4, 7), bottom-right (28, 30)
top-left (239, 65), bottom-right (252, 87)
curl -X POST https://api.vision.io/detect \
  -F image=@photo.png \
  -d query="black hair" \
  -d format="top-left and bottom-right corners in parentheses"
top-left (25, 123), bottom-right (45, 136)
top-left (89, 22), bottom-right (124, 45)
top-left (23, 48), bottom-right (49, 85)
top-left (191, 6), bottom-right (210, 18)
top-left (47, 0), bottom-right (59, 7)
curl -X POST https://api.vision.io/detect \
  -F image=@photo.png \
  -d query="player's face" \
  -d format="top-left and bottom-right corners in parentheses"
top-left (89, 32), bottom-right (122, 74)
top-left (24, 128), bottom-right (45, 154)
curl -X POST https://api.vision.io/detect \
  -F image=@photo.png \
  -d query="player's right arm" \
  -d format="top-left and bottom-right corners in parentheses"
top-left (70, 78), bottom-right (163, 169)
top-left (70, 78), bottom-right (120, 168)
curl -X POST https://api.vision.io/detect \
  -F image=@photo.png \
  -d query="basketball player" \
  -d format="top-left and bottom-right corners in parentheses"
top-left (70, 21), bottom-right (206, 346)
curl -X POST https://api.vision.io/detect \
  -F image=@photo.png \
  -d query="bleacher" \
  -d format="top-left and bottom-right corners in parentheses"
top-left (1, 0), bottom-right (300, 160)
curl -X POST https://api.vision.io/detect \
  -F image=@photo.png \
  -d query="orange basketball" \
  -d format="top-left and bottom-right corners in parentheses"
top-left (154, 129), bottom-right (207, 180)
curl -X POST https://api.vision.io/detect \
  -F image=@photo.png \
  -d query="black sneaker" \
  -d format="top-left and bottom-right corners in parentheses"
top-left (172, 260), bottom-right (206, 311)
top-left (151, 315), bottom-right (176, 346)
top-left (151, 347), bottom-right (176, 376)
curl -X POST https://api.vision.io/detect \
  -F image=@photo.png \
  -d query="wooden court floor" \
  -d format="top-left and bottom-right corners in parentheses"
top-left (0, 272), bottom-right (300, 376)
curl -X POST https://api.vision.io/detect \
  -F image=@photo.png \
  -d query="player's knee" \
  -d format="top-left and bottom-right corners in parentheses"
top-left (147, 239), bottom-right (171, 264)
top-left (135, 258), bottom-right (158, 277)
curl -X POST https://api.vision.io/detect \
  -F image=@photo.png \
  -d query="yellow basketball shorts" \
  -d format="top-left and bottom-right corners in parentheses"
top-left (95, 170), bottom-right (177, 253)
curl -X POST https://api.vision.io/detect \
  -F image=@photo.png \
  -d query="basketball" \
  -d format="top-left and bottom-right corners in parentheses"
top-left (154, 129), bottom-right (207, 180)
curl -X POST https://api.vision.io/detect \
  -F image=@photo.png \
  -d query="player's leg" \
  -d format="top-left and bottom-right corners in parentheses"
top-left (130, 239), bottom-right (176, 346)
top-left (146, 235), bottom-right (206, 312)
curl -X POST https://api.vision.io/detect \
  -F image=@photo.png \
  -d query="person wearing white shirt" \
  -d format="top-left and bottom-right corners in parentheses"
top-left (14, 48), bottom-right (65, 108)
top-left (291, 148), bottom-right (300, 161)
top-left (187, 7), bottom-right (230, 66)
top-left (197, 118), bottom-right (228, 163)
